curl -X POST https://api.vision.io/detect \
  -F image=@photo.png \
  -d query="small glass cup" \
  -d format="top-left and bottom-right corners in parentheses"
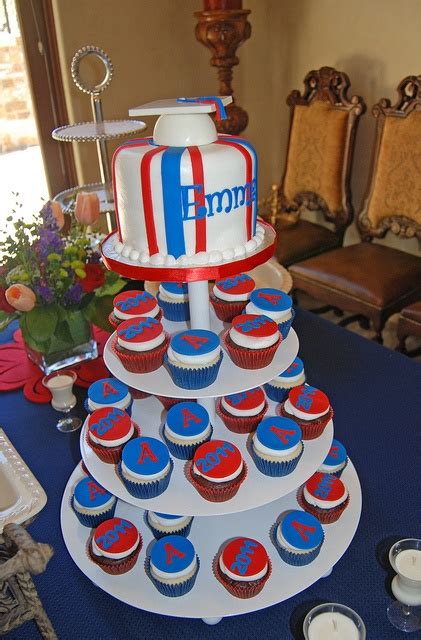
top-left (303, 602), bottom-right (366, 639)
top-left (387, 538), bottom-right (421, 633)
top-left (42, 370), bottom-right (82, 432)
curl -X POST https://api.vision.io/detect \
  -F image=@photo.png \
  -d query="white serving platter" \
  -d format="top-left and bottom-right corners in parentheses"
top-left (0, 428), bottom-right (47, 534)
top-left (80, 395), bottom-right (333, 516)
top-left (61, 460), bottom-right (362, 620)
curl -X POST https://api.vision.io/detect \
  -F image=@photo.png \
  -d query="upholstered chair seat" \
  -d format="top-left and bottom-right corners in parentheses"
top-left (276, 218), bottom-right (343, 266)
top-left (397, 301), bottom-right (421, 354)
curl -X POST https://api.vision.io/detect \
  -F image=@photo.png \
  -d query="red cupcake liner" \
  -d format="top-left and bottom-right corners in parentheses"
top-left (210, 294), bottom-right (248, 323)
top-left (111, 333), bottom-right (169, 373)
top-left (87, 532), bottom-right (142, 575)
top-left (155, 395), bottom-right (188, 410)
top-left (108, 310), bottom-right (162, 329)
top-left (277, 403), bottom-right (333, 440)
top-left (212, 552), bottom-right (272, 598)
top-left (186, 460), bottom-right (247, 502)
top-left (128, 386), bottom-right (150, 400)
top-left (222, 330), bottom-right (282, 370)
top-left (86, 422), bottom-right (140, 465)
top-left (297, 486), bottom-right (350, 524)
top-left (216, 398), bottom-right (268, 434)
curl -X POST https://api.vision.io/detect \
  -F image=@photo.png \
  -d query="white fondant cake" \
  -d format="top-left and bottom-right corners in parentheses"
top-left (112, 97), bottom-right (264, 266)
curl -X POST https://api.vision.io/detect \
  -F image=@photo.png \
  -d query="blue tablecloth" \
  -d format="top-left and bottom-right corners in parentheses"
top-left (2, 309), bottom-right (420, 639)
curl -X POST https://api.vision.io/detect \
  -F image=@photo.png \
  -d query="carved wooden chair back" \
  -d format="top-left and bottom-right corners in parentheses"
top-left (358, 75), bottom-right (421, 244)
top-left (280, 66), bottom-right (366, 237)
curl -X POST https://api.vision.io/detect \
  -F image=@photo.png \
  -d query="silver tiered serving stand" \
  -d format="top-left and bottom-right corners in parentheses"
top-left (51, 46), bottom-right (146, 231)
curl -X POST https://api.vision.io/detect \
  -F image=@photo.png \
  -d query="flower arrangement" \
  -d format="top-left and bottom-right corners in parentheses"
top-left (0, 198), bottom-right (125, 362)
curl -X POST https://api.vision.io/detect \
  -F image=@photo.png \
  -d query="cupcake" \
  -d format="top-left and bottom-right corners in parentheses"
top-left (163, 402), bottom-right (212, 459)
top-left (165, 329), bottom-right (223, 389)
top-left (273, 510), bottom-right (324, 565)
top-left (217, 387), bottom-right (268, 434)
top-left (156, 395), bottom-right (191, 411)
top-left (298, 472), bottom-right (350, 524)
top-left (145, 535), bottom-right (199, 597)
top-left (146, 512), bottom-right (194, 540)
top-left (318, 439), bottom-right (348, 477)
top-left (87, 517), bottom-right (142, 575)
top-left (264, 356), bottom-right (306, 403)
top-left (86, 407), bottom-right (139, 464)
top-left (85, 378), bottom-right (133, 416)
top-left (112, 316), bottom-right (169, 374)
top-left (214, 537), bottom-right (271, 598)
top-left (157, 282), bottom-right (190, 322)
top-left (210, 273), bottom-right (255, 322)
top-left (278, 384), bottom-right (333, 440)
top-left (250, 416), bottom-right (303, 476)
top-left (71, 476), bottom-right (116, 527)
top-left (187, 439), bottom-right (247, 502)
top-left (118, 436), bottom-right (173, 499)
top-left (222, 314), bottom-right (281, 370)
top-left (245, 288), bottom-right (295, 339)
top-left (109, 290), bottom-right (161, 329)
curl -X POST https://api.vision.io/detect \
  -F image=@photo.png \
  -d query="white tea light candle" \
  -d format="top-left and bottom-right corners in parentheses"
top-left (304, 603), bottom-right (365, 640)
top-left (391, 544), bottom-right (421, 606)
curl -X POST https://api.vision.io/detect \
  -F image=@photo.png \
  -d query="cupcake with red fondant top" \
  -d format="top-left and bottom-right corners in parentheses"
top-left (217, 387), bottom-right (268, 434)
top-left (222, 314), bottom-right (281, 369)
top-left (163, 402), bottom-right (213, 459)
top-left (298, 472), bottom-right (350, 524)
top-left (214, 537), bottom-right (272, 598)
top-left (187, 439), bottom-right (247, 502)
top-left (165, 329), bottom-right (223, 389)
top-left (86, 407), bottom-right (139, 464)
top-left (278, 384), bottom-right (333, 440)
top-left (317, 439), bottom-right (348, 477)
top-left (264, 356), bottom-right (306, 403)
top-left (157, 282), bottom-right (190, 322)
top-left (109, 290), bottom-right (161, 329)
top-left (118, 436), bottom-right (173, 499)
top-left (85, 378), bottom-right (133, 416)
top-left (210, 273), bottom-right (255, 322)
top-left (250, 416), bottom-right (303, 476)
top-left (112, 316), bottom-right (169, 374)
top-left (88, 517), bottom-right (142, 575)
top-left (245, 288), bottom-right (295, 339)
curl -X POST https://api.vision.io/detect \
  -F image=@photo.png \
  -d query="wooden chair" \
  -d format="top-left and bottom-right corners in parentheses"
top-left (260, 66), bottom-right (366, 266)
top-left (0, 523), bottom-right (57, 639)
top-left (396, 301), bottom-right (421, 356)
top-left (290, 75), bottom-right (421, 342)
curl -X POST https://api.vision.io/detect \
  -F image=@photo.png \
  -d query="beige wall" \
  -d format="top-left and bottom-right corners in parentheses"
top-left (53, 0), bottom-right (420, 253)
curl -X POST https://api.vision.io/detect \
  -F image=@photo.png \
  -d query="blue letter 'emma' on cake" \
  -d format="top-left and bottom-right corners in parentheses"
top-left (273, 510), bottom-right (324, 566)
top-left (85, 378), bottom-right (132, 416)
top-left (163, 401), bottom-right (212, 459)
top-left (165, 329), bottom-right (223, 389)
top-left (146, 535), bottom-right (200, 597)
top-left (118, 436), bottom-right (173, 499)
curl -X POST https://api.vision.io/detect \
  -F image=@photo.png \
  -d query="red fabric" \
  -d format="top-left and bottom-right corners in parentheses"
top-left (0, 325), bottom-right (110, 403)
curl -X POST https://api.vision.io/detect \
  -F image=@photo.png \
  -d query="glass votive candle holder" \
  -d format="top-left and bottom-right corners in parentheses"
top-left (387, 538), bottom-right (421, 632)
top-left (42, 369), bottom-right (82, 432)
top-left (303, 602), bottom-right (366, 640)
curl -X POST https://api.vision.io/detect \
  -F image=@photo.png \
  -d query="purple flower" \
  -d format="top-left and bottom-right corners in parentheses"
top-left (36, 228), bottom-right (64, 260)
top-left (63, 282), bottom-right (83, 306)
top-left (34, 284), bottom-right (54, 304)
top-left (40, 203), bottom-right (59, 230)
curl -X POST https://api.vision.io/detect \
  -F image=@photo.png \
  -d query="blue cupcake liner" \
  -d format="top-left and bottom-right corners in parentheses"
top-left (272, 529), bottom-right (324, 566)
top-left (145, 555), bottom-right (200, 597)
top-left (263, 383), bottom-right (290, 403)
top-left (157, 293), bottom-right (190, 322)
top-left (278, 307), bottom-right (295, 340)
top-left (250, 442), bottom-right (304, 476)
top-left (164, 353), bottom-right (223, 390)
top-left (147, 518), bottom-right (193, 540)
top-left (162, 425), bottom-right (213, 460)
top-left (71, 496), bottom-right (116, 528)
top-left (84, 398), bottom-right (133, 417)
top-left (116, 459), bottom-right (173, 499)
top-left (320, 461), bottom-right (348, 478)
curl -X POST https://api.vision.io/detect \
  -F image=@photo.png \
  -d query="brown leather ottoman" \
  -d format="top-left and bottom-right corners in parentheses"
top-left (397, 301), bottom-right (421, 355)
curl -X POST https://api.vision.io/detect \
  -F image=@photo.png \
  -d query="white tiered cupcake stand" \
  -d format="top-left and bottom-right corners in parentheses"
top-left (60, 248), bottom-right (362, 624)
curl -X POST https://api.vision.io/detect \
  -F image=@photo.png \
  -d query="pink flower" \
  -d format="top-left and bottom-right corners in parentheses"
top-left (49, 201), bottom-right (65, 229)
top-left (5, 284), bottom-right (36, 312)
top-left (74, 192), bottom-right (100, 226)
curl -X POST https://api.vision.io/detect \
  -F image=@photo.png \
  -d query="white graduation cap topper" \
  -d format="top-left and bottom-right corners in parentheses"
top-left (129, 96), bottom-right (232, 147)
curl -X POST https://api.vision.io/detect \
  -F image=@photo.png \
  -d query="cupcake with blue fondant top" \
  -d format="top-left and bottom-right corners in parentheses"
top-left (71, 475), bottom-right (116, 528)
top-left (165, 329), bottom-right (223, 389)
top-left (85, 378), bottom-right (133, 416)
top-left (109, 289), bottom-right (161, 329)
top-left (264, 356), bottom-right (306, 403)
top-left (145, 534), bottom-right (200, 597)
top-left (318, 439), bottom-right (348, 477)
top-left (163, 402), bottom-right (212, 459)
top-left (245, 288), bottom-right (295, 339)
top-left (250, 416), bottom-right (303, 476)
top-left (146, 512), bottom-right (194, 540)
top-left (210, 273), bottom-right (255, 322)
top-left (157, 282), bottom-right (190, 322)
top-left (118, 436), bottom-right (173, 499)
top-left (273, 510), bottom-right (324, 566)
